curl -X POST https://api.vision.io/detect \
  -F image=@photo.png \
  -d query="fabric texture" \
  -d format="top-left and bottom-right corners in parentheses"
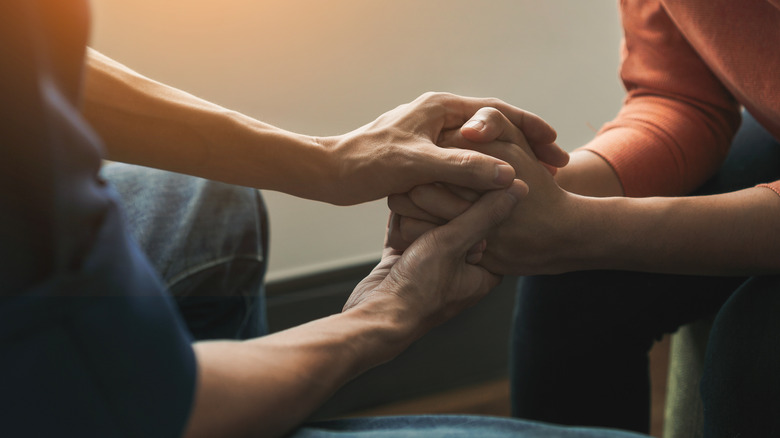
top-left (291, 415), bottom-right (648, 438)
top-left (511, 112), bottom-right (780, 436)
top-left (102, 163), bottom-right (269, 340)
top-left (582, 0), bottom-right (780, 197)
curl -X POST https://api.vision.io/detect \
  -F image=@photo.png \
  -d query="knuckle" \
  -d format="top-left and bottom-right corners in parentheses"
top-left (454, 150), bottom-right (481, 174)
top-left (484, 97), bottom-right (503, 107)
top-left (408, 184), bottom-right (431, 203)
top-left (420, 91), bottom-right (437, 100)
top-left (419, 91), bottom-right (445, 105)
top-left (479, 106), bottom-right (509, 126)
top-left (479, 106), bottom-right (502, 118)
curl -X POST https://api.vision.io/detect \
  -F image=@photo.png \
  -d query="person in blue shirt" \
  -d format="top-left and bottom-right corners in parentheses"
top-left (1, 1), bottom-right (649, 437)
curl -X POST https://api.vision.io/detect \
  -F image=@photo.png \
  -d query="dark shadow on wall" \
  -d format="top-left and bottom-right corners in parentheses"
top-left (266, 262), bottom-right (518, 419)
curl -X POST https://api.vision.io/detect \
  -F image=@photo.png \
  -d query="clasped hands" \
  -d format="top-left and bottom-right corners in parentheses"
top-left (387, 105), bottom-right (579, 277)
top-left (340, 93), bottom-right (576, 342)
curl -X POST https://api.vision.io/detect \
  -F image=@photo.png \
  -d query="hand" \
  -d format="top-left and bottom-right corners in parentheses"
top-left (458, 106), bottom-right (569, 175)
top-left (388, 110), bottom-right (580, 275)
top-left (343, 182), bottom-right (525, 338)
top-left (318, 92), bottom-right (566, 205)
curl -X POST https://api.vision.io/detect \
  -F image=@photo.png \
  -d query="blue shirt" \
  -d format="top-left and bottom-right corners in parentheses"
top-left (0, 1), bottom-right (196, 436)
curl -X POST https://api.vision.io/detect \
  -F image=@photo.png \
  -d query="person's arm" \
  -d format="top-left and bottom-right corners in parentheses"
top-left (579, 0), bottom-right (742, 197)
top-left (182, 183), bottom-right (524, 438)
top-left (567, 186), bottom-right (780, 275)
top-left (83, 49), bottom-right (565, 205)
top-left (553, 149), bottom-right (623, 197)
top-left (389, 120), bottom-right (780, 276)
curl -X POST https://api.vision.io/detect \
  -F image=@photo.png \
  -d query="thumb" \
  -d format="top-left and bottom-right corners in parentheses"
top-left (434, 180), bottom-right (527, 255)
top-left (420, 147), bottom-right (517, 190)
top-left (461, 107), bottom-right (570, 169)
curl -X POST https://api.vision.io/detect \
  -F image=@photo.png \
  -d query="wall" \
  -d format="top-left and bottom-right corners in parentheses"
top-left (89, 0), bottom-right (625, 281)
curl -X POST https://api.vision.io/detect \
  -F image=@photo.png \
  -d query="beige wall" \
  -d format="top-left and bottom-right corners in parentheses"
top-left (90, 0), bottom-right (625, 281)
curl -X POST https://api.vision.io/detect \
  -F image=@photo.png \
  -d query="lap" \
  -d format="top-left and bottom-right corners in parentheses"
top-left (514, 272), bottom-right (740, 351)
top-left (510, 111), bottom-right (780, 433)
top-left (101, 162), bottom-right (269, 340)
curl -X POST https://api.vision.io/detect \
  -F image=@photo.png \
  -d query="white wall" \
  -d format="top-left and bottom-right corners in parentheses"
top-left (90, 0), bottom-right (625, 281)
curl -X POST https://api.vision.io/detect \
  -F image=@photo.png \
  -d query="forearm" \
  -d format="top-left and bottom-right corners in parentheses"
top-left (84, 49), bottom-right (333, 199)
top-left (184, 304), bottom-right (415, 438)
top-left (576, 187), bottom-right (780, 275)
top-left (554, 149), bottom-right (624, 197)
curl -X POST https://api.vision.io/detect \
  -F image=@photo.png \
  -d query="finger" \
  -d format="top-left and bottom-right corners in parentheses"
top-left (531, 142), bottom-right (570, 168)
top-left (443, 184), bottom-right (480, 203)
top-left (386, 212), bottom-right (410, 252)
top-left (425, 92), bottom-right (558, 145)
top-left (461, 107), bottom-right (528, 146)
top-left (466, 251), bottom-right (484, 265)
top-left (440, 128), bottom-right (537, 172)
top-left (388, 192), bottom-right (445, 224)
top-left (416, 146), bottom-right (516, 191)
top-left (466, 239), bottom-right (487, 265)
top-left (435, 180), bottom-right (526, 255)
top-left (398, 216), bottom-right (438, 245)
top-left (461, 108), bottom-right (569, 168)
top-left (445, 177), bottom-right (528, 205)
top-left (467, 239), bottom-right (487, 256)
top-left (408, 184), bottom-right (473, 221)
top-left (439, 126), bottom-right (543, 178)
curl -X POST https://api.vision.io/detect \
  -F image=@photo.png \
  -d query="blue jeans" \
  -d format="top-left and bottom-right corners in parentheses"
top-left (102, 163), bottom-right (269, 340)
top-left (105, 165), bottom-right (649, 437)
top-left (292, 416), bottom-right (647, 437)
top-left (510, 112), bottom-right (780, 437)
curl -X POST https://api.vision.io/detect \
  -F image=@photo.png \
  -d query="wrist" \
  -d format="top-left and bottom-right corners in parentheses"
top-left (339, 301), bottom-right (422, 372)
top-left (310, 133), bottom-right (366, 205)
top-left (555, 193), bottom-right (620, 271)
top-left (565, 194), bottom-right (655, 272)
top-left (231, 116), bottom-right (334, 201)
top-left (555, 150), bottom-right (623, 197)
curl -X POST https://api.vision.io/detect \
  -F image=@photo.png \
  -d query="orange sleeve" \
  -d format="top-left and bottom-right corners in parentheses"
top-left (582, 0), bottom-right (741, 197)
top-left (758, 182), bottom-right (780, 198)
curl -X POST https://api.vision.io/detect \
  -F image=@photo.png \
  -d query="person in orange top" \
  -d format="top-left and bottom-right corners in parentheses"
top-left (390, 1), bottom-right (780, 436)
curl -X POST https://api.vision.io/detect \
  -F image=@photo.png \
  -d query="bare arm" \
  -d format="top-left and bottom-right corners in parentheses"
top-left (83, 49), bottom-right (332, 201)
top-left (182, 184), bottom-right (524, 438)
top-left (570, 186), bottom-right (780, 276)
top-left (83, 49), bottom-right (564, 205)
top-left (554, 149), bottom-right (624, 197)
top-left (185, 308), bottom-right (412, 438)
top-left (389, 111), bottom-right (780, 276)
top-left (546, 148), bottom-right (780, 275)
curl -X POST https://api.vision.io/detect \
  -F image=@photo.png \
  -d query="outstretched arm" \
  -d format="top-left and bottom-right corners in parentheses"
top-left (388, 108), bottom-right (780, 276)
top-left (183, 183), bottom-right (525, 438)
top-left (84, 50), bottom-right (564, 205)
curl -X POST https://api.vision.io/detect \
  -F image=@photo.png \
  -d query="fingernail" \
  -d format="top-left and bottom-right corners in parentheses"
top-left (494, 164), bottom-right (515, 186)
top-left (464, 119), bottom-right (485, 132)
top-left (506, 180), bottom-right (529, 202)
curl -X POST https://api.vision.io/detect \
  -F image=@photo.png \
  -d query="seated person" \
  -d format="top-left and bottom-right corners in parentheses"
top-left (1, 1), bottom-right (649, 437)
top-left (390, 1), bottom-right (780, 436)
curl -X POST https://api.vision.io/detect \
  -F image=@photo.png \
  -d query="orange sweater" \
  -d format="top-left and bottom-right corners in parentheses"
top-left (583, 0), bottom-right (780, 197)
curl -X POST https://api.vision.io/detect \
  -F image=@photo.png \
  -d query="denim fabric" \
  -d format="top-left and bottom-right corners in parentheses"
top-left (510, 112), bottom-right (780, 436)
top-left (292, 415), bottom-right (648, 438)
top-left (102, 163), bottom-right (269, 340)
